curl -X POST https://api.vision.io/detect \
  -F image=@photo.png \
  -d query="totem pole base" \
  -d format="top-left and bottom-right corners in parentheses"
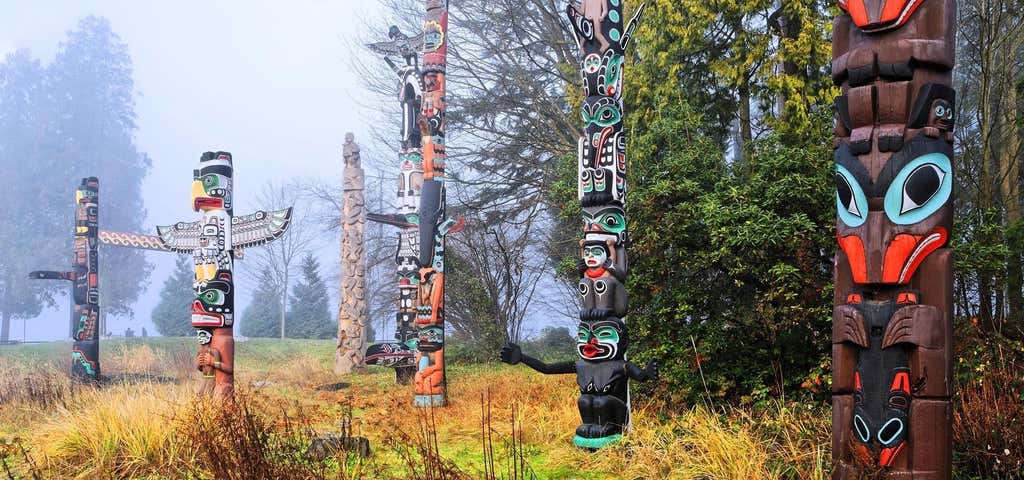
top-left (414, 394), bottom-right (445, 408)
top-left (573, 434), bottom-right (622, 450)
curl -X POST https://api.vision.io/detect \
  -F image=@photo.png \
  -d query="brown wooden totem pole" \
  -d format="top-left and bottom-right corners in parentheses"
top-left (336, 133), bottom-right (369, 374)
top-left (831, 0), bottom-right (955, 476)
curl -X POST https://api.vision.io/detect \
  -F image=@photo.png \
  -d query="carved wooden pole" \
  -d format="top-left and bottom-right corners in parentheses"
top-left (336, 133), bottom-right (369, 374)
top-left (831, 0), bottom-right (955, 476)
top-left (364, 26), bottom-right (425, 384)
top-left (29, 177), bottom-right (101, 381)
top-left (499, 0), bottom-right (654, 449)
top-left (413, 0), bottom-right (452, 408)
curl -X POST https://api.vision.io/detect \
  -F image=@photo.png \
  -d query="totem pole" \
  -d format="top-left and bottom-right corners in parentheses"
top-left (336, 133), bottom-right (369, 374)
top-left (500, 1), bottom-right (655, 449)
top-left (98, 152), bottom-right (292, 400)
top-left (413, 0), bottom-right (454, 408)
top-left (364, 26), bottom-right (426, 383)
top-left (831, 0), bottom-right (955, 476)
top-left (29, 177), bottom-right (101, 381)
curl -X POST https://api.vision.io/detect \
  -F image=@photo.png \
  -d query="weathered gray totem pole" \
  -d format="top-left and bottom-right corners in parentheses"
top-left (500, 0), bottom-right (655, 449)
top-left (365, 25), bottom-right (425, 384)
top-left (29, 177), bottom-right (101, 381)
top-left (336, 133), bottom-right (369, 374)
top-left (831, 0), bottom-right (955, 476)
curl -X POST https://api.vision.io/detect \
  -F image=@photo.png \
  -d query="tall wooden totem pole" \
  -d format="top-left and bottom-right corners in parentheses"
top-left (414, 0), bottom-right (456, 408)
top-left (29, 177), bottom-right (101, 381)
top-left (158, 152), bottom-right (292, 399)
top-left (336, 133), bottom-right (369, 374)
top-left (500, 0), bottom-right (656, 449)
top-left (831, 0), bottom-right (955, 476)
top-left (364, 26), bottom-right (425, 384)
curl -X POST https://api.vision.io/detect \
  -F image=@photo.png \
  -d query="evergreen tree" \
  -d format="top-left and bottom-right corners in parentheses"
top-left (0, 50), bottom-right (63, 342)
top-left (285, 254), bottom-right (334, 339)
top-left (2, 16), bottom-right (154, 340)
top-left (150, 256), bottom-right (196, 337)
top-left (48, 16), bottom-right (153, 321)
top-left (240, 268), bottom-right (282, 338)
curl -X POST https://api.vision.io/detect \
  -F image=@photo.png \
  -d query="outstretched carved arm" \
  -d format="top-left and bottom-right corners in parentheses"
top-left (625, 360), bottom-right (659, 382)
top-left (500, 343), bottom-right (576, 375)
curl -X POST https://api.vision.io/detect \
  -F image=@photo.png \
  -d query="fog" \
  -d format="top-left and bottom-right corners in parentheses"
top-left (0, 1), bottom-right (393, 341)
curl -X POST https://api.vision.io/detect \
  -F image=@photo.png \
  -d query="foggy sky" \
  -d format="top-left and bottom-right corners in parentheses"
top-left (0, 1), bottom-right (393, 341)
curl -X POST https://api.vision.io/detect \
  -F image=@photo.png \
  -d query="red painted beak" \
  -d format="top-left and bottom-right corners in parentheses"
top-left (838, 227), bottom-right (947, 285)
top-left (194, 197), bottom-right (224, 211)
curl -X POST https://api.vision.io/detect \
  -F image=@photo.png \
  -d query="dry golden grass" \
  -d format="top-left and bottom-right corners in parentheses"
top-left (0, 339), bottom-right (831, 479)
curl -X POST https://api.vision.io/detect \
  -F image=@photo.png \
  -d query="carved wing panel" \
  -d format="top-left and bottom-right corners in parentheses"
top-left (231, 208), bottom-right (293, 249)
top-left (154, 222), bottom-right (202, 253)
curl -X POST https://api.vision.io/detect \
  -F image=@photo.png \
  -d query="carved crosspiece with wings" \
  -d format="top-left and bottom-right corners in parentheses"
top-left (154, 208), bottom-right (293, 253)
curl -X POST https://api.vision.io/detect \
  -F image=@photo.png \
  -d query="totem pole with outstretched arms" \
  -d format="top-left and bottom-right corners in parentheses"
top-left (29, 177), bottom-right (101, 381)
top-left (831, 0), bottom-right (955, 476)
top-left (500, 0), bottom-right (655, 449)
top-left (364, 25), bottom-right (426, 384)
top-left (156, 152), bottom-right (292, 400)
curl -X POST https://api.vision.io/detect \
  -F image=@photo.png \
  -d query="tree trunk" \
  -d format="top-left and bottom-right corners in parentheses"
top-left (1, 307), bottom-right (10, 344)
top-left (280, 273), bottom-right (288, 339)
top-left (998, 39), bottom-right (1023, 325)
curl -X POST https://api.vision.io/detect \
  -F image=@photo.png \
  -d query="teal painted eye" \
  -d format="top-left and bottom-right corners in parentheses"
top-left (595, 327), bottom-right (619, 342)
top-left (599, 212), bottom-right (625, 233)
top-left (199, 290), bottom-right (223, 305)
top-left (884, 153), bottom-right (952, 225)
top-left (592, 105), bottom-right (621, 127)
top-left (577, 328), bottom-right (590, 342)
top-left (836, 164), bottom-right (868, 227)
top-left (203, 175), bottom-right (219, 189)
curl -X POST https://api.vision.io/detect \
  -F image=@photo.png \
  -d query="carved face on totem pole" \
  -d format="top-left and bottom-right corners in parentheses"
top-left (190, 152), bottom-right (235, 329)
top-left (578, 96), bottom-right (626, 207)
top-left (837, 0), bottom-right (925, 32)
top-left (576, 317), bottom-right (627, 362)
top-left (835, 135), bottom-right (953, 285)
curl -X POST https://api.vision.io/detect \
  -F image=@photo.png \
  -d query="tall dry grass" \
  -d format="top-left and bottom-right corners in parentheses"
top-left (2, 340), bottom-right (833, 479)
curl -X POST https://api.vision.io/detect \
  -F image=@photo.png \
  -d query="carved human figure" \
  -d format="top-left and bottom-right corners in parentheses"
top-left (500, 313), bottom-right (657, 449)
top-left (578, 238), bottom-right (626, 316)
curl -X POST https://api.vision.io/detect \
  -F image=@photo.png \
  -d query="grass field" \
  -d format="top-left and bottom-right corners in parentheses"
top-left (0, 338), bottom-right (856, 479)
